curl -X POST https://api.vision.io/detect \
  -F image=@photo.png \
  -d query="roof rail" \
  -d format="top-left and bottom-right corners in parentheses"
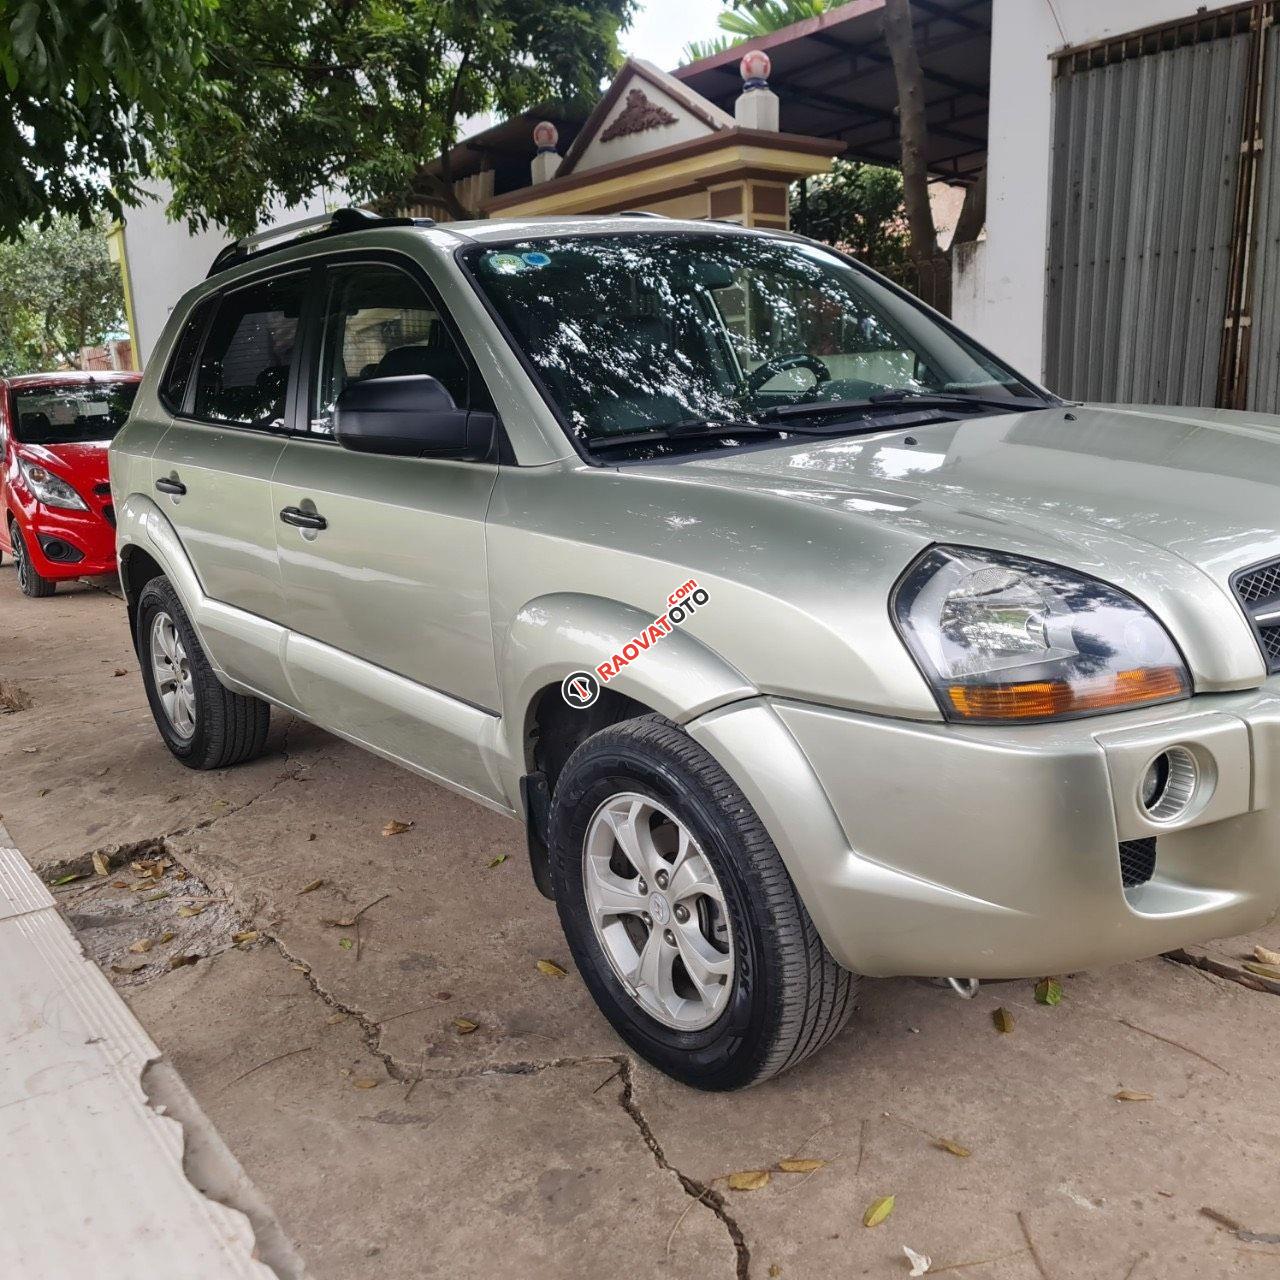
top-left (613, 210), bottom-right (668, 218)
top-left (207, 207), bottom-right (435, 278)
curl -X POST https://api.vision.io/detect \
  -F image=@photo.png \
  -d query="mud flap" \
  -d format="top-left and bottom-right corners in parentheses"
top-left (520, 771), bottom-right (555, 900)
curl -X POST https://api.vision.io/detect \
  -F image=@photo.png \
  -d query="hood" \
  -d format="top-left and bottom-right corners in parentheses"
top-left (17, 440), bottom-right (112, 487)
top-left (651, 403), bottom-right (1280, 586)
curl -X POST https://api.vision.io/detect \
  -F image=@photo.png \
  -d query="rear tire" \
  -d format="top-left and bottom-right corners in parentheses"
top-left (549, 713), bottom-right (857, 1090)
top-left (136, 575), bottom-right (271, 770)
top-left (11, 522), bottom-right (55, 597)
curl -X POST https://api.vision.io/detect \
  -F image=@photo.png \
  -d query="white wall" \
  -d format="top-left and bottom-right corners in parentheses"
top-left (953, 0), bottom-right (1224, 384)
top-left (122, 183), bottom-right (333, 367)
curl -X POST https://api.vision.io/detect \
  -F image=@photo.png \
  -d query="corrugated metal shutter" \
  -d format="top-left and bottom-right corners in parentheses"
top-left (1248, 24), bottom-right (1280, 410)
top-left (1046, 32), bottom-right (1251, 405)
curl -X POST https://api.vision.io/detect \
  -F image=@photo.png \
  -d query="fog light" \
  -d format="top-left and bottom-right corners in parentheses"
top-left (1139, 747), bottom-right (1199, 822)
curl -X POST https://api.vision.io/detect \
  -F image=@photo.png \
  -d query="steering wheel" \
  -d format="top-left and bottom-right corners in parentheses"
top-left (745, 353), bottom-right (832, 395)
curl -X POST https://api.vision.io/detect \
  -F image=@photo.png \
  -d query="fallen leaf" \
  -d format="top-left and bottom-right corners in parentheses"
top-left (110, 963), bottom-right (145, 975)
top-left (863, 1195), bottom-right (896, 1228)
top-left (169, 954), bottom-right (199, 969)
top-left (777, 1158), bottom-right (826, 1174)
top-left (727, 1170), bottom-right (771, 1191)
top-left (536, 959), bottom-right (568, 978)
top-left (992, 1007), bottom-right (1015, 1033)
top-left (92, 851), bottom-right (111, 877)
top-left (112, 668), bottom-right (126, 677)
top-left (291, 963), bottom-right (310, 973)
top-left (177, 905), bottom-right (204, 918)
top-left (232, 930), bottom-right (259, 946)
top-left (487, 854), bottom-right (508, 868)
top-left (128, 939), bottom-right (154, 954)
top-left (903, 1244), bottom-right (932, 1277)
top-left (111, 879), bottom-right (129, 889)
top-left (38, 788), bottom-right (51, 797)
top-left (381, 819), bottom-right (413, 837)
top-left (1114, 1089), bottom-right (1154, 1102)
top-left (307, 833), bottom-right (317, 842)
top-left (1035, 977), bottom-right (1064, 1006)
top-left (326, 1013), bottom-right (346, 1025)
top-left (338, 938), bottom-right (354, 951)
top-left (435, 991), bottom-right (452, 1001)
top-left (352, 1077), bottom-right (379, 1090)
top-left (1253, 944), bottom-right (1280, 967)
top-left (156, 931), bottom-right (175, 945)
top-left (768, 1268), bottom-right (782, 1279)
top-left (21, 746), bottom-right (39, 754)
top-left (1242, 960), bottom-right (1280, 982)
top-left (298, 878), bottom-right (325, 894)
top-left (452, 1018), bottom-right (479, 1035)
top-left (143, 890), bottom-right (169, 902)
top-left (935, 1138), bottom-right (972, 1158)
top-left (48, 872), bottom-right (84, 886)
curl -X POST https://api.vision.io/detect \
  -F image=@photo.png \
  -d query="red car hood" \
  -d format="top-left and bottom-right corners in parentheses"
top-left (17, 440), bottom-right (111, 489)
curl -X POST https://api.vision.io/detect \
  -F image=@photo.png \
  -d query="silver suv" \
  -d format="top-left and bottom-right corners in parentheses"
top-left (111, 208), bottom-right (1280, 1089)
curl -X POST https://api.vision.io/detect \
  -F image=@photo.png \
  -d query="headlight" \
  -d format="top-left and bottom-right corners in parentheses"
top-left (892, 546), bottom-right (1190, 722)
top-left (18, 458), bottom-right (88, 510)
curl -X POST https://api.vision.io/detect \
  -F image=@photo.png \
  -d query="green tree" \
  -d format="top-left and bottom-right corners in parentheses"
top-left (791, 160), bottom-right (912, 285)
top-left (0, 0), bottom-right (210, 241)
top-left (0, 216), bottom-right (125, 374)
top-left (156, 0), bottom-right (636, 230)
top-left (682, 0), bottom-right (827, 64)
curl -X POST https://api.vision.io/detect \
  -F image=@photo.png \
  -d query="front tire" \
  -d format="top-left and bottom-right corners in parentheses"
top-left (11, 522), bottom-right (55, 597)
top-left (136, 576), bottom-right (271, 770)
top-left (549, 714), bottom-right (857, 1090)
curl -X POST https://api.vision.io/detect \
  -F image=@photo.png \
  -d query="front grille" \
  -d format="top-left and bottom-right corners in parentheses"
top-left (102, 504), bottom-right (115, 528)
top-left (1119, 837), bottom-right (1157, 888)
top-left (1231, 557), bottom-right (1280, 673)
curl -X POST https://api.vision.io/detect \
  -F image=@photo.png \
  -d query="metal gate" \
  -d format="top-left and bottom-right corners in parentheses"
top-left (1046, 3), bottom-right (1279, 412)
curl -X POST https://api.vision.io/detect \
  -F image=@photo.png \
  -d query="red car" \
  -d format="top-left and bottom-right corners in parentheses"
top-left (0, 371), bottom-right (141, 597)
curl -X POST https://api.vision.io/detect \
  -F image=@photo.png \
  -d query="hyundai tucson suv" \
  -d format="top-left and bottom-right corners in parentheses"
top-left (109, 209), bottom-right (1280, 1089)
top-left (2, 371), bottom-right (140, 596)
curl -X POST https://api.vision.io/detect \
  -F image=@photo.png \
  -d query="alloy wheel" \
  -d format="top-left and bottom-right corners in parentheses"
top-left (582, 791), bottom-right (734, 1030)
top-left (12, 528), bottom-right (28, 591)
top-left (149, 611), bottom-right (197, 739)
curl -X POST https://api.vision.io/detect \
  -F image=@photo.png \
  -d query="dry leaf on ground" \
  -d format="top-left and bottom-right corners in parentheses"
top-left (727, 1170), bottom-right (771, 1191)
top-left (1035, 977), bottom-right (1064, 1006)
top-left (177, 905), bottom-right (204, 918)
top-left (1114, 1089), bottom-right (1154, 1102)
top-left (232, 930), bottom-right (259, 946)
top-left (903, 1245), bottom-right (932, 1277)
top-left (935, 1138), bottom-right (971, 1158)
top-left (453, 1018), bottom-right (479, 1034)
top-left (91, 851), bottom-right (110, 877)
top-left (297, 878), bottom-right (325, 894)
top-left (1254, 944), bottom-right (1280, 967)
top-left (992, 1007), bottom-right (1015, 1033)
top-left (863, 1195), bottom-right (895, 1227)
top-left (487, 854), bottom-right (508, 868)
top-left (128, 939), bottom-right (153, 954)
top-left (112, 668), bottom-right (126, 677)
top-left (536, 959), bottom-right (568, 978)
top-left (777, 1158), bottom-right (826, 1174)
top-left (352, 1078), bottom-right (379, 1090)
top-left (1242, 959), bottom-right (1280, 981)
top-left (169, 954), bottom-right (199, 969)
top-left (381, 819), bottom-right (413, 837)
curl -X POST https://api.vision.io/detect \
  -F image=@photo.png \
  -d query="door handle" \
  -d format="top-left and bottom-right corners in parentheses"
top-left (279, 505), bottom-right (327, 531)
top-left (155, 476), bottom-right (186, 496)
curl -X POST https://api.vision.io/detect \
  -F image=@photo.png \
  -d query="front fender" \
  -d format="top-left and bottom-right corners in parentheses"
top-left (495, 591), bottom-right (756, 794)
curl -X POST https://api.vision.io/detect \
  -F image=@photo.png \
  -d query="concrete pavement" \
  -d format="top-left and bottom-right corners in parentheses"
top-left (2, 563), bottom-right (1279, 1279)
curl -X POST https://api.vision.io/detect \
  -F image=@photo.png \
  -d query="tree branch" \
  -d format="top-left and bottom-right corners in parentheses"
top-left (882, 0), bottom-right (938, 264)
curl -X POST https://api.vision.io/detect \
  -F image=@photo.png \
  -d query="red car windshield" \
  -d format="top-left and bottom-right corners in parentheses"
top-left (11, 381), bottom-right (138, 445)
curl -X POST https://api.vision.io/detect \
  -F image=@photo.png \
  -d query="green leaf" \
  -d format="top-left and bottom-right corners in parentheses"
top-left (338, 937), bottom-right (354, 950)
top-left (992, 1007), bottom-right (1015, 1033)
top-left (1035, 977), bottom-right (1064, 1006)
top-left (862, 1195), bottom-right (895, 1228)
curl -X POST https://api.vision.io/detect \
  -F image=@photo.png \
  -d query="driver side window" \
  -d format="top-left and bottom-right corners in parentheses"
top-left (310, 264), bottom-right (470, 435)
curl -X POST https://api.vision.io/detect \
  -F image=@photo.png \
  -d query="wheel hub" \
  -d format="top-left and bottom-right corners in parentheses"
top-left (582, 792), bottom-right (734, 1031)
top-left (149, 611), bottom-right (197, 740)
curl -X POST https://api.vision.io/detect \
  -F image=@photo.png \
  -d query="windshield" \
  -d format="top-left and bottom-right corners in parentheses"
top-left (11, 381), bottom-right (138, 445)
top-left (464, 232), bottom-right (1045, 447)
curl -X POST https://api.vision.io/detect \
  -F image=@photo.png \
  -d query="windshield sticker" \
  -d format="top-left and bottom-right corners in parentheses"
top-left (485, 252), bottom-right (529, 275)
top-left (521, 251), bottom-right (551, 268)
top-left (562, 579), bottom-right (712, 706)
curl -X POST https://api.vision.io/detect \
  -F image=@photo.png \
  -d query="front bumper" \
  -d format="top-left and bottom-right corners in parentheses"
top-left (688, 687), bottom-right (1280, 978)
top-left (14, 504), bottom-right (116, 579)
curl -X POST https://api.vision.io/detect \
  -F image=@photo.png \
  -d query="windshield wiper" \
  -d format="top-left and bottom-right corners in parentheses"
top-left (585, 418), bottom-right (788, 453)
top-left (867, 389), bottom-right (1041, 412)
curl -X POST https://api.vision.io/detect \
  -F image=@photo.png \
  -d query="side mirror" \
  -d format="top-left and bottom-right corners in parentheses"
top-left (333, 374), bottom-right (496, 461)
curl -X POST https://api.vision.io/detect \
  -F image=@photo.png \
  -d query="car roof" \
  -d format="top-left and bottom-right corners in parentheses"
top-left (440, 214), bottom-right (777, 244)
top-left (4, 371), bottom-right (141, 391)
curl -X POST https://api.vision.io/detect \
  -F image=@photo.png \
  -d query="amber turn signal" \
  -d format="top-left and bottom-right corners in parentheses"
top-left (947, 666), bottom-right (1188, 722)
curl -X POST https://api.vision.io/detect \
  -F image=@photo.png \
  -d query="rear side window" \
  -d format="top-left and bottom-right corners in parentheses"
top-left (159, 298), bottom-right (213, 413)
top-left (193, 273), bottom-right (308, 429)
